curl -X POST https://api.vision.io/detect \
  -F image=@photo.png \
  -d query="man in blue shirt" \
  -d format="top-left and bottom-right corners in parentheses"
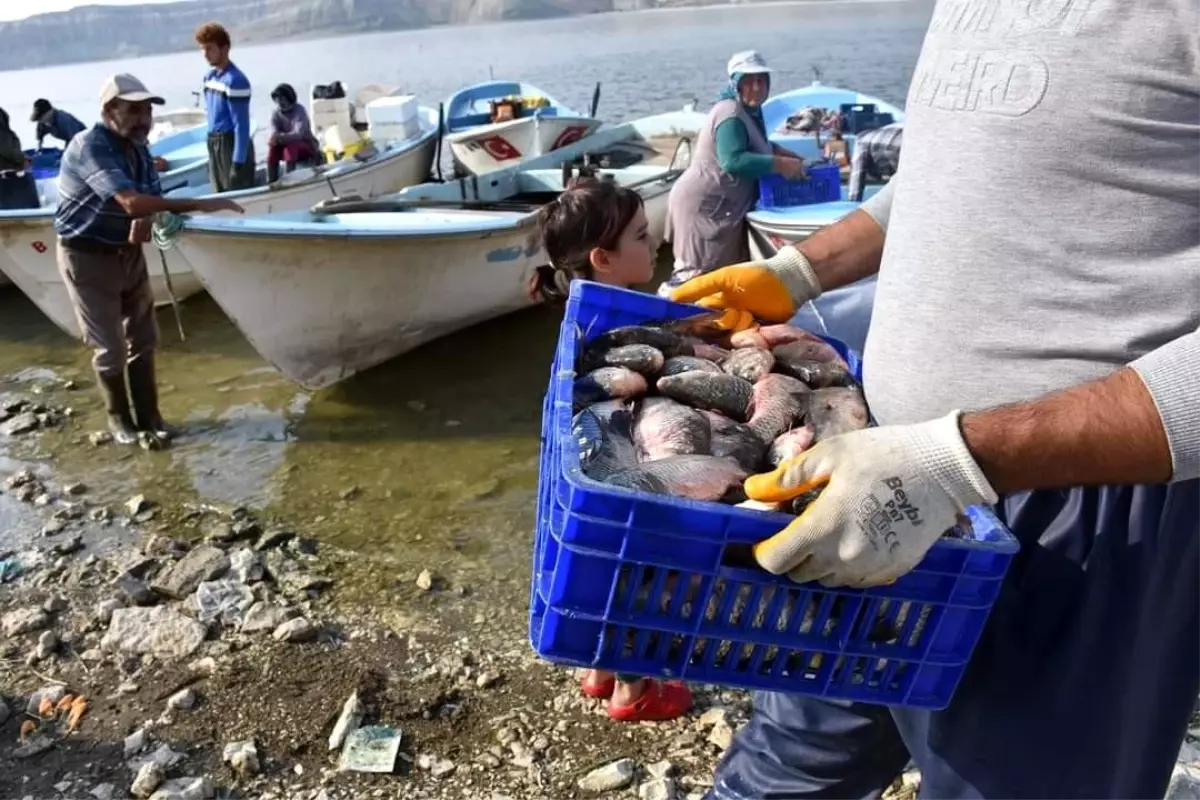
top-left (31, 99), bottom-right (86, 149)
top-left (56, 73), bottom-right (242, 445)
top-left (196, 22), bottom-right (255, 193)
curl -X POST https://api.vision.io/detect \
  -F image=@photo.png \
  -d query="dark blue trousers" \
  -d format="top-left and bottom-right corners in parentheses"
top-left (709, 480), bottom-right (1200, 799)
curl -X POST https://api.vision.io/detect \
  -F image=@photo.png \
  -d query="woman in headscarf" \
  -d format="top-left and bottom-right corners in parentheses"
top-left (267, 83), bottom-right (323, 183)
top-left (0, 107), bottom-right (40, 210)
top-left (659, 50), bottom-right (805, 296)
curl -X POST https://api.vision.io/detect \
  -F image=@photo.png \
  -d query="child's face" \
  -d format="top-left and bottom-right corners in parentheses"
top-left (592, 206), bottom-right (655, 289)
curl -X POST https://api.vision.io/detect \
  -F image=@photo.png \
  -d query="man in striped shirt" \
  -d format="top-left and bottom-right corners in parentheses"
top-left (847, 122), bottom-right (903, 202)
top-left (196, 22), bottom-right (254, 193)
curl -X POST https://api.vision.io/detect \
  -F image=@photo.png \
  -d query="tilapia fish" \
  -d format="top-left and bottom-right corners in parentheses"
top-left (657, 372), bottom-right (754, 422)
top-left (770, 338), bottom-right (845, 367)
top-left (808, 387), bottom-right (870, 442)
top-left (747, 373), bottom-right (810, 445)
top-left (661, 356), bottom-right (724, 377)
top-left (772, 343), bottom-right (852, 387)
top-left (768, 425), bottom-right (815, 466)
top-left (687, 341), bottom-right (731, 363)
top-left (601, 344), bottom-right (665, 376)
top-left (607, 455), bottom-right (749, 501)
top-left (582, 325), bottom-right (693, 370)
top-left (723, 347), bottom-right (775, 383)
top-left (573, 400), bottom-right (638, 479)
top-left (574, 367), bottom-right (647, 408)
top-left (731, 324), bottom-right (834, 353)
top-left (634, 398), bottom-right (711, 461)
top-left (703, 411), bottom-right (767, 472)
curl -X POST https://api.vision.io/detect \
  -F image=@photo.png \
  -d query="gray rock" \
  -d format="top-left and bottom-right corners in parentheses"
top-left (148, 778), bottom-right (215, 800)
top-left (272, 617), bottom-right (317, 643)
top-left (640, 780), bottom-right (678, 800)
top-left (65, 482), bottom-right (87, 496)
top-left (698, 707), bottom-right (731, 729)
top-left (167, 688), bottom-right (196, 711)
top-left (3, 468), bottom-right (35, 489)
top-left (51, 535), bottom-right (84, 556)
top-left (131, 763), bottom-right (165, 799)
top-left (126, 495), bottom-right (151, 516)
top-left (647, 761), bottom-right (676, 780)
top-left (89, 431), bottom-right (114, 446)
top-left (223, 740), bottom-right (260, 777)
top-left (90, 783), bottom-right (117, 800)
top-left (2, 606), bottom-right (51, 636)
top-left (35, 630), bottom-right (59, 660)
top-left (144, 536), bottom-right (188, 558)
top-left (708, 721), bottom-right (735, 751)
top-left (124, 727), bottom-right (150, 758)
top-left (96, 598), bottom-right (124, 625)
top-left (14, 735), bottom-right (54, 758)
top-left (0, 698), bottom-right (9, 725)
top-left (328, 691), bottom-right (364, 751)
top-left (579, 759), bottom-right (636, 793)
top-left (254, 529), bottom-right (294, 551)
top-left (288, 537), bottom-right (319, 556)
top-left (230, 519), bottom-right (260, 540)
top-left (102, 606), bottom-right (207, 660)
top-left (118, 574), bottom-right (158, 606)
top-left (129, 743), bottom-right (185, 772)
top-left (188, 657), bottom-right (217, 676)
top-left (43, 594), bottom-right (68, 613)
top-left (41, 519), bottom-right (66, 537)
top-left (91, 506), bottom-right (113, 523)
top-left (228, 549), bottom-right (262, 583)
top-left (152, 545), bottom-right (230, 599)
top-left (476, 671), bottom-right (502, 689)
top-left (240, 602), bottom-right (296, 633)
top-left (430, 758), bottom-right (456, 778)
top-left (2, 411), bottom-right (40, 436)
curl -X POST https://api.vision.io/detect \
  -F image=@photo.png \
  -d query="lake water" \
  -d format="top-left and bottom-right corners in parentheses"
top-left (2, 0), bottom-right (931, 144)
top-left (0, 0), bottom-right (933, 594)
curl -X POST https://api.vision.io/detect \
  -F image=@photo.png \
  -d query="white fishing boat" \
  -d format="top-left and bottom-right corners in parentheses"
top-left (0, 108), bottom-right (440, 338)
top-left (763, 80), bottom-right (904, 162)
top-left (445, 81), bottom-right (602, 176)
top-left (168, 107), bottom-right (706, 389)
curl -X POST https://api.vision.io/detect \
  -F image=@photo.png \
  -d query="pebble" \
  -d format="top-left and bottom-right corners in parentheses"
top-left (578, 759), bottom-right (636, 793)
top-left (149, 777), bottom-right (215, 800)
top-left (131, 763), bottom-right (165, 799)
top-left (90, 783), bottom-right (116, 800)
top-left (35, 630), bottom-right (59, 660)
top-left (339, 486), bottom-right (361, 500)
top-left (223, 740), bottom-right (261, 777)
top-left (65, 482), bottom-right (87, 496)
top-left (43, 594), bottom-right (68, 613)
top-left (41, 520), bottom-right (66, 537)
top-left (14, 735), bottom-right (54, 758)
top-left (476, 753), bottom-right (501, 768)
top-left (708, 722), bottom-right (735, 751)
top-left (167, 688), bottom-right (196, 711)
top-left (476, 671), bottom-right (502, 689)
top-left (124, 727), bottom-right (150, 758)
top-left (648, 761), bottom-right (676, 780)
top-left (698, 707), bottom-right (731, 729)
top-left (189, 657), bottom-right (217, 676)
top-left (273, 617), bottom-right (318, 643)
top-left (126, 494), bottom-right (152, 515)
top-left (640, 779), bottom-right (678, 800)
top-left (430, 758), bottom-right (457, 778)
top-left (416, 570), bottom-right (434, 591)
top-left (96, 598), bottom-right (124, 625)
top-left (89, 431), bottom-right (113, 446)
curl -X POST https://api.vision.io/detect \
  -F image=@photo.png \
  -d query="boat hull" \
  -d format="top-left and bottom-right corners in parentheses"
top-left (174, 224), bottom-right (541, 389)
top-left (0, 129), bottom-right (439, 338)
top-left (449, 116), bottom-right (601, 176)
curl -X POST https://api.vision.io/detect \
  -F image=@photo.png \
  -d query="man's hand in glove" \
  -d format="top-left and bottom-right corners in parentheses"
top-left (746, 412), bottom-right (998, 587)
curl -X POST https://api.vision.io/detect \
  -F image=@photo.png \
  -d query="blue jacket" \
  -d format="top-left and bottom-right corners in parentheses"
top-left (36, 109), bottom-right (86, 147)
top-left (204, 62), bottom-right (252, 164)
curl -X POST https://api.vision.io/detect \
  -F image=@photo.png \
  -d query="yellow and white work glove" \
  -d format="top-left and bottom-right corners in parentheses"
top-left (670, 246), bottom-right (822, 332)
top-left (746, 412), bottom-right (998, 588)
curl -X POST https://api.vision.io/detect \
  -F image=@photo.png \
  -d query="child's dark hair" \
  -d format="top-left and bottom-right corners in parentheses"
top-left (530, 177), bottom-right (644, 304)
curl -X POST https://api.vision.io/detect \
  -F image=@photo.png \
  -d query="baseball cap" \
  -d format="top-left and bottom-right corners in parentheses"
top-left (727, 50), bottom-right (772, 77)
top-left (30, 98), bottom-right (51, 121)
top-left (99, 74), bottom-right (165, 107)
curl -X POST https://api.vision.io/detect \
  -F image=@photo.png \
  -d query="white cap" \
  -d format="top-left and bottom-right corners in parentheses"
top-left (727, 50), bottom-right (772, 77)
top-left (99, 74), bottom-right (165, 108)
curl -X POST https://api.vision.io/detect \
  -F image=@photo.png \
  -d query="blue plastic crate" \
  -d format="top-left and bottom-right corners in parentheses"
top-left (529, 281), bottom-right (1019, 709)
top-left (758, 164), bottom-right (842, 210)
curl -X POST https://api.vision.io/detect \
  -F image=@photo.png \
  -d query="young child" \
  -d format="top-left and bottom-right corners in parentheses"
top-left (531, 178), bottom-right (694, 722)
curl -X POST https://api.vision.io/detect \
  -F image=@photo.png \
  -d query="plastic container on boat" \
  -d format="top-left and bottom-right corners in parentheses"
top-left (528, 281), bottom-right (1020, 709)
top-left (758, 163), bottom-right (842, 209)
top-left (366, 95), bottom-right (418, 125)
top-left (311, 96), bottom-right (353, 136)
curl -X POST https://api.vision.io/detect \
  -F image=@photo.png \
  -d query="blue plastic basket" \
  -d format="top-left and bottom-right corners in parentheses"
top-left (529, 282), bottom-right (1019, 709)
top-left (23, 148), bottom-right (62, 181)
top-left (758, 164), bottom-right (842, 210)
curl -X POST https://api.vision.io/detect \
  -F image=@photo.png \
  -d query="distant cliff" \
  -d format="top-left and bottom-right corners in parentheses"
top-left (0, 0), bottom-right (771, 71)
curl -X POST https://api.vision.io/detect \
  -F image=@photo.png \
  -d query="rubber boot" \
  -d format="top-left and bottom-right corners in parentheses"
top-left (127, 353), bottom-right (174, 443)
top-left (96, 370), bottom-right (137, 445)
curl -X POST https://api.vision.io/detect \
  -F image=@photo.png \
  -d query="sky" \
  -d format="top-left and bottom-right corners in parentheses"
top-left (0, 0), bottom-right (185, 22)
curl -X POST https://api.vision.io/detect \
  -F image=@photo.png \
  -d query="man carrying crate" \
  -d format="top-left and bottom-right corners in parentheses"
top-left (671, 2), bottom-right (1199, 798)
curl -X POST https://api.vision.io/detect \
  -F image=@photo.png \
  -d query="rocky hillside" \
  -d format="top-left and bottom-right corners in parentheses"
top-left (0, 0), bottom-right (730, 71)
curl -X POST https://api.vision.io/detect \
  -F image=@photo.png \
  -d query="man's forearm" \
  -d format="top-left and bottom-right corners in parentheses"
top-left (793, 208), bottom-right (886, 292)
top-left (118, 192), bottom-right (212, 218)
top-left (961, 368), bottom-right (1173, 495)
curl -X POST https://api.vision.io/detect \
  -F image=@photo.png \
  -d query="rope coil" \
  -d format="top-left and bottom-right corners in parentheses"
top-left (152, 211), bottom-right (186, 251)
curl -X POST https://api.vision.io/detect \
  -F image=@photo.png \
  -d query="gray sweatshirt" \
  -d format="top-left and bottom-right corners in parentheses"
top-left (858, 0), bottom-right (1199, 482)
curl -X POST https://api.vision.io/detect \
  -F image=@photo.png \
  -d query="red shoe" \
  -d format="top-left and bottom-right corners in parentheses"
top-left (580, 673), bottom-right (616, 699)
top-left (607, 680), bottom-right (693, 722)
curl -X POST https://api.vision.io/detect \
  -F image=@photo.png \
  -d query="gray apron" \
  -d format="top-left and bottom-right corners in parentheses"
top-left (661, 99), bottom-right (773, 295)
